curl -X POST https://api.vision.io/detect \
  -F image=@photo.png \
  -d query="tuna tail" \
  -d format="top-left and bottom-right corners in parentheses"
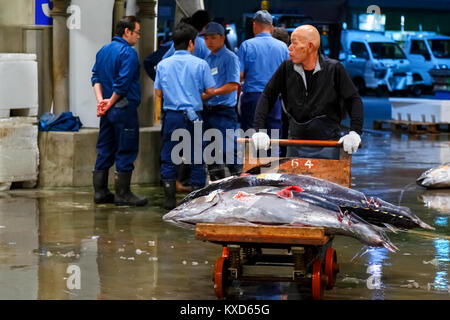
top-left (418, 220), bottom-right (435, 230)
top-left (370, 224), bottom-right (399, 253)
top-left (380, 228), bottom-right (399, 252)
top-left (382, 239), bottom-right (399, 253)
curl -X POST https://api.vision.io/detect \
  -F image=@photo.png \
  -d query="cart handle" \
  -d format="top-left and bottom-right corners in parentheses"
top-left (237, 138), bottom-right (348, 148)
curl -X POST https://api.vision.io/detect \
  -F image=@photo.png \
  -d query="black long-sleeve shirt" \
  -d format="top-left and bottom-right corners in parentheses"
top-left (253, 55), bottom-right (363, 135)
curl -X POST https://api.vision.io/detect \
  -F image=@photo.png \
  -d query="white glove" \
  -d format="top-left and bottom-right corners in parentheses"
top-left (338, 131), bottom-right (361, 154)
top-left (251, 132), bottom-right (270, 151)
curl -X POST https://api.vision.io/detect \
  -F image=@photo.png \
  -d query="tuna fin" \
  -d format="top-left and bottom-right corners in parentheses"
top-left (383, 223), bottom-right (399, 234)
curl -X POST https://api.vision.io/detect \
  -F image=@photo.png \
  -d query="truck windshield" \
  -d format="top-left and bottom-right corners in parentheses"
top-left (427, 39), bottom-right (450, 58)
top-left (369, 42), bottom-right (406, 59)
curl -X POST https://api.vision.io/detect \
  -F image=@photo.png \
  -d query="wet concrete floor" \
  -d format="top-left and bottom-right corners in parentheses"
top-left (0, 130), bottom-right (449, 300)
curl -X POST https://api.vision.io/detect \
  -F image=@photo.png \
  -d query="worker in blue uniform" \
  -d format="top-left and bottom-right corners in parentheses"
top-left (155, 22), bottom-right (215, 210)
top-left (162, 10), bottom-right (211, 60)
top-left (160, 11), bottom-right (211, 192)
top-left (237, 10), bottom-right (289, 136)
top-left (91, 16), bottom-right (147, 207)
top-left (201, 22), bottom-right (241, 180)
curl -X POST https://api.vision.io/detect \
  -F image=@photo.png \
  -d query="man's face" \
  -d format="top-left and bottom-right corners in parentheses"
top-left (288, 31), bottom-right (309, 64)
top-left (124, 22), bottom-right (141, 46)
top-left (204, 34), bottom-right (225, 53)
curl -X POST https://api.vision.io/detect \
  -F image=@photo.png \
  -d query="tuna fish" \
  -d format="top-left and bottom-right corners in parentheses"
top-left (180, 173), bottom-right (433, 230)
top-left (417, 163), bottom-right (450, 189)
top-left (164, 186), bottom-right (398, 252)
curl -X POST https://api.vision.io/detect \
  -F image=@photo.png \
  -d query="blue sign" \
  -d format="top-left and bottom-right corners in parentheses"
top-left (35, 0), bottom-right (53, 25)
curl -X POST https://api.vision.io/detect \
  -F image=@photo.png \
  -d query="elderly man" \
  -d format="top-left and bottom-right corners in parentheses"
top-left (237, 10), bottom-right (289, 134)
top-left (252, 25), bottom-right (363, 159)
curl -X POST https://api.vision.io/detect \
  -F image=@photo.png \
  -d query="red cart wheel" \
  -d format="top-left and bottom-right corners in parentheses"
top-left (311, 259), bottom-right (323, 300)
top-left (213, 256), bottom-right (228, 299)
top-left (324, 248), bottom-right (339, 290)
top-left (222, 246), bottom-right (229, 258)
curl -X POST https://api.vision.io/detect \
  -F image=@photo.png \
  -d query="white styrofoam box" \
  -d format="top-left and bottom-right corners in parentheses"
top-left (0, 118), bottom-right (39, 184)
top-left (390, 98), bottom-right (450, 123)
top-left (0, 53), bottom-right (38, 117)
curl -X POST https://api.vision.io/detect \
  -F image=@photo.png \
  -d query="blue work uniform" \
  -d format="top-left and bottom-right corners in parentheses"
top-left (155, 50), bottom-right (215, 187)
top-left (91, 36), bottom-right (141, 172)
top-left (162, 35), bottom-right (210, 60)
top-left (237, 32), bottom-right (289, 134)
top-left (203, 46), bottom-right (241, 171)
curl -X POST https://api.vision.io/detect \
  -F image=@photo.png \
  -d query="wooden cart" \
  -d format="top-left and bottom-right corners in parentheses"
top-left (195, 139), bottom-right (353, 299)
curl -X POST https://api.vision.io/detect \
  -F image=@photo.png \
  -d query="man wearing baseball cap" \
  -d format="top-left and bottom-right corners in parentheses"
top-left (201, 22), bottom-right (241, 180)
top-left (237, 10), bottom-right (289, 141)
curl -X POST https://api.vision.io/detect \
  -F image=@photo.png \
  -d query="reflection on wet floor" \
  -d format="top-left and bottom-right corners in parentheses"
top-left (0, 131), bottom-right (449, 300)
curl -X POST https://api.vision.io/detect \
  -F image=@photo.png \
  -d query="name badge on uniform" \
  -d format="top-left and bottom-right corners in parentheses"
top-left (211, 67), bottom-right (218, 76)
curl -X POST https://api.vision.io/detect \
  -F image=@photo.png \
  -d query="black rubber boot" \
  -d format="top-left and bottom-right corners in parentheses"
top-left (208, 164), bottom-right (226, 181)
top-left (163, 180), bottom-right (177, 210)
top-left (114, 171), bottom-right (148, 206)
top-left (93, 170), bottom-right (115, 204)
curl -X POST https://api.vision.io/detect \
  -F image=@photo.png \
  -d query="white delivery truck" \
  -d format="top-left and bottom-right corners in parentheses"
top-left (401, 33), bottom-right (450, 89)
top-left (340, 30), bottom-right (422, 96)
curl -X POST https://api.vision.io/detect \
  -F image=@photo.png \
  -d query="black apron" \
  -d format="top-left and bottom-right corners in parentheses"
top-left (283, 104), bottom-right (344, 159)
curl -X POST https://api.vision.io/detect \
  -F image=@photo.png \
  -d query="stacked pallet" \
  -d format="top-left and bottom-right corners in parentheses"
top-left (0, 54), bottom-right (39, 190)
top-left (373, 98), bottom-right (450, 134)
top-left (373, 119), bottom-right (450, 134)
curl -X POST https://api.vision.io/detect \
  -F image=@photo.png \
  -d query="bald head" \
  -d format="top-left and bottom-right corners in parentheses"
top-left (292, 25), bottom-right (320, 51)
top-left (288, 25), bottom-right (320, 68)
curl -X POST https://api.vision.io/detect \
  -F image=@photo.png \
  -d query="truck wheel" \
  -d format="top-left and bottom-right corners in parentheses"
top-left (410, 85), bottom-right (422, 97)
top-left (375, 86), bottom-right (388, 97)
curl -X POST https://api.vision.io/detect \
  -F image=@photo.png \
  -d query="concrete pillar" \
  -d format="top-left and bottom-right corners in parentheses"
top-left (136, 0), bottom-right (157, 127)
top-left (126, 0), bottom-right (137, 15)
top-left (113, 0), bottom-right (126, 33)
top-left (51, 0), bottom-right (70, 114)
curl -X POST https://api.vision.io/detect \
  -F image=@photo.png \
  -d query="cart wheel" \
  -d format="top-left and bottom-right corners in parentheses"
top-left (311, 259), bottom-right (323, 300)
top-left (222, 246), bottom-right (229, 258)
top-left (324, 248), bottom-right (339, 290)
top-left (213, 256), bottom-right (229, 299)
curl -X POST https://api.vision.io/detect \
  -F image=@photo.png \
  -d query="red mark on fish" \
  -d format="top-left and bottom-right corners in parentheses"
top-left (277, 186), bottom-right (304, 199)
